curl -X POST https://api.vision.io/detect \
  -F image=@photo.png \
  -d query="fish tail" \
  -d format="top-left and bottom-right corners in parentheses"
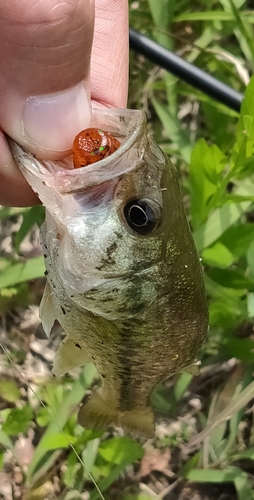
top-left (78, 393), bottom-right (155, 437)
top-left (78, 393), bottom-right (117, 431)
top-left (119, 408), bottom-right (155, 438)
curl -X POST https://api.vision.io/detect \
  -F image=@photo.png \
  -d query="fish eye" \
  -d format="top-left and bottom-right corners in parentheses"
top-left (123, 199), bottom-right (159, 235)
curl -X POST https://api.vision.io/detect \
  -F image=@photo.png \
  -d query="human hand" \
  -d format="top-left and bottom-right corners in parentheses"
top-left (0, 0), bottom-right (129, 206)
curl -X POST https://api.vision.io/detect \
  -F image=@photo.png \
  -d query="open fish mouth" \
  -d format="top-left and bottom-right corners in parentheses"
top-left (8, 108), bottom-right (147, 196)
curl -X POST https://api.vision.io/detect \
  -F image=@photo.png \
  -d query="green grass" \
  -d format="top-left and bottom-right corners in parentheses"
top-left (1, 1), bottom-right (254, 498)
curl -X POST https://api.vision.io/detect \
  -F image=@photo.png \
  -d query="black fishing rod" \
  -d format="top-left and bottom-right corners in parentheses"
top-left (129, 29), bottom-right (244, 113)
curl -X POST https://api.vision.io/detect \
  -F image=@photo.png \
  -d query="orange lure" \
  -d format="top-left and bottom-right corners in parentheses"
top-left (73, 128), bottom-right (121, 168)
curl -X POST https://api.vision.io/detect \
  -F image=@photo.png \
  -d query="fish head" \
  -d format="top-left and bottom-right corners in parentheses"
top-left (9, 109), bottom-right (198, 322)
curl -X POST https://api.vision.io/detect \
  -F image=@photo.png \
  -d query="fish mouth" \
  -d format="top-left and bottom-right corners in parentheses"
top-left (9, 108), bottom-right (147, 196)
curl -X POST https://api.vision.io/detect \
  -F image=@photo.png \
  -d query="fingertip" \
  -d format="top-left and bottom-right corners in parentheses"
top-left (0, 132), bottom-right (40, 207)
top-left (21, 82), bottom-right (91, 157)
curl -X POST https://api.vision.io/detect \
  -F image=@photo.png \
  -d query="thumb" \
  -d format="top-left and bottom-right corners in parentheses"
top-left (0, 0), bottom-right (94, 159)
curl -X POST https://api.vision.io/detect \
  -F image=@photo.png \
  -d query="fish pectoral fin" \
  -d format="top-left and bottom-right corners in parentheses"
top-left (182, 359), bottom-right (201, 376)
top-left (39, 281), bottom-right (57, 337)
top-left (78, 393), bottom-right (155, 438)
top-left (52, 338), bottom-right (90, 376)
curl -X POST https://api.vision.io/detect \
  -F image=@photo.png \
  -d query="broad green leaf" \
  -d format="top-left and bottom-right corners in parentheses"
top-left (0, 207), bottom-right (28, 220)
top-left (147, 0), bottom-right (173, 27)
top-left (224, 194), bottom-right (254, 203)
top-left (232, 136), bottom-right (254, 177)
top-left (237, 76), bottom-right (254, 144)
top-left (0, 378), bottom-right (20, 403)
top-left (205, 276), bottom-right (247, 328)
top-left (193, 166), bottom-right (254, 251)
top-left (0, 430), bottom-right (14, 451)
top-left (209, 300), bottom-right (246, 328)
top-left (0, 283), bottom-right (30, 314)
top-left (2, 405), bottom-right (33, 435)
top-left (15, 206), bottom-right (44, 250)
top-left (202, 241), bottom-right (234, 267)
top-left (220, 223), bottom-right (254, 258)
top-left (179, 453), bottom-right (200, 478)
top-left (39, 432), bottom-right (77, 451)
top-left (98, 437), bottom-right (144, 465)
top-left (36, 405), bottom-right (55, 428)
top-left (242, 115), bottom-right (254, 141)
top-left (190, 139), bottom-right (224, 226)
top-left (0, 258), bottom-right (12, 273)
top-left (206, 267), bottom-right (254, 289)
top-left (202, 143), bottom-right (227, 181)
top-left (174, 372), bottom-right (193, 401)
top-left (0, 256), bottom-right (45, 289)
top-left (194, 201), bottom-right (251, 252)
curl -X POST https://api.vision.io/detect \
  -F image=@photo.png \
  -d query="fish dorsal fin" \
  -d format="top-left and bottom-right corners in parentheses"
top-left (53, 338), bottom-right (90, 376)
top-left (39, 281), bottom-right (57, 337)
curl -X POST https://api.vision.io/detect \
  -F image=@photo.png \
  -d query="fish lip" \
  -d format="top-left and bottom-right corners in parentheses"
top-left (8, 108), bottom-right (147, 195)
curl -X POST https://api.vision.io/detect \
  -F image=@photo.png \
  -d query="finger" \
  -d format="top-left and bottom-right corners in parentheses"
top-left (91, 0), bottom-right (129, 108)
top-left (0, 0), bottom-right (94, 158)
top-left (0, 0), bottom-right (94, 206)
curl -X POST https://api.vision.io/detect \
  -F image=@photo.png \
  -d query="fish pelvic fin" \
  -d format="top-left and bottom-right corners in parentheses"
top-left (78, 393), bottom-right (155, 438)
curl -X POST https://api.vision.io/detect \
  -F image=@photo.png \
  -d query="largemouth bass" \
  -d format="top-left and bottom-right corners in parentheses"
top-left (10, 108), bottom-right (208, 437)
